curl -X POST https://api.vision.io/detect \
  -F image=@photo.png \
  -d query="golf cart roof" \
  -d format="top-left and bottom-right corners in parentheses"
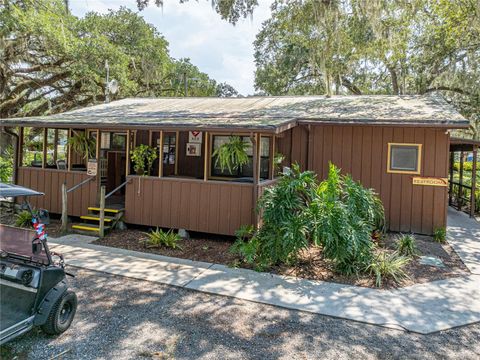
top-left (0, 183), bottom-right (44, 198)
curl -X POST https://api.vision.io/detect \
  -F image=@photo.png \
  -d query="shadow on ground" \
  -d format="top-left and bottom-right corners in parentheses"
top-left (2, 268), bottom-right (480, 360)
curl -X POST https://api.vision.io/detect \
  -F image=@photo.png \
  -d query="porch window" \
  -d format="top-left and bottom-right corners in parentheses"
top-left (21, 127), bottom-right (43, 167)
top-left (387, 143), bottom-right (422, 174)
top-left (211, 135), bottom-right (270, 180)
top-left (45, 129), bottom-right (68, 168)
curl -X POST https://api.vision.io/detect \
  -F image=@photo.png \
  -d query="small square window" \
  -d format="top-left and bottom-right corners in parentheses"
top-left (387, 143), bottom-right (422, 174)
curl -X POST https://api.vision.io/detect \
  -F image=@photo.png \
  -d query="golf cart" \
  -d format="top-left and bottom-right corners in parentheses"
top-left (0, 183), bottom-right (77, 345)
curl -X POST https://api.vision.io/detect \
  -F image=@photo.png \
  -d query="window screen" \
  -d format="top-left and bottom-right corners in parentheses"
top-left (388, 144), bottom-right (421, 173)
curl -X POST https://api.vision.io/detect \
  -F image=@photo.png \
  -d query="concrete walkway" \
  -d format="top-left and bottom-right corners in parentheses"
top-left (50, 209), bottom-right (480, 334)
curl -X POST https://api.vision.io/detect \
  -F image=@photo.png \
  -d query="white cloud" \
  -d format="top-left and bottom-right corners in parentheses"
top-left (69, 0), bottom-right (273, 95)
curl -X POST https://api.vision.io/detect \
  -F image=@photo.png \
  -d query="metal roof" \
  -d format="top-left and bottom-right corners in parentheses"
top-left (1, 95), bottom-right (469, 132)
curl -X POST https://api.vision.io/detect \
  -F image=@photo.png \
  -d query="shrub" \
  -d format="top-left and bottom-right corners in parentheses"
top-left (131, 145), bottom-right (158, 175)
top-left (15, 211), bottom-right (32, 228)
top-left (231, 163), bottom-right (386, 274)
top-left (395, 234), bottom-right (418, 257)
top-left (144, 228), bottom-right (182, 250)
top-left (433, 227), bottom-right (447, 243)
top-left (366, 250), bottom-right (410, 287)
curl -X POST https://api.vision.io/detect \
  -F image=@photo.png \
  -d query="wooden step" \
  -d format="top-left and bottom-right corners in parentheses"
top-left (87, 207), bottom-right (124, 214)
top-left (71, 224), bottom-right (111, 232)
top-left (80, 215), bottom-right (114, 222)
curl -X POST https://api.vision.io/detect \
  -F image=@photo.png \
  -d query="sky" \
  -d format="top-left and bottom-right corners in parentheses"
top-left (69, 0), bottom-right (273, 95)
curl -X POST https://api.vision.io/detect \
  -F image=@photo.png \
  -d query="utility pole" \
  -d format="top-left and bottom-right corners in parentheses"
top-left (183, 72), bottom-right (188, 97)
top-left (105, 60), bottom-right (110, 103)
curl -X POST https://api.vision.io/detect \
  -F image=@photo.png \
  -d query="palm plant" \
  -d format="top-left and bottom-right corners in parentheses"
top-left (67, 131), bottom-right (95, 159)
top-left (395, 234), bottom-right (418, 257)
top-left (144, 228), bottom-right (182, 250)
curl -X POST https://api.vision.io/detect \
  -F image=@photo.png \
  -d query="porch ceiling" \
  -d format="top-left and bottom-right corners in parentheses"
top-left (2, 94), bottom-right (469, 132)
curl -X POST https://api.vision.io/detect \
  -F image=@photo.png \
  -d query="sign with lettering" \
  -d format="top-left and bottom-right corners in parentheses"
top-left (186, 143), bottom-right (201, 156)
top-left (87, 159), bottom-right (97, 176)
top-left (412, 177), bottom-right (448, 187)
top-left (189, 131), bottom-right (202, 143)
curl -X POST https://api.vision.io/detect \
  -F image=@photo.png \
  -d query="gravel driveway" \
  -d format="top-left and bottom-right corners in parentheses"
top-left (2, 268), bottom-right (480, 360)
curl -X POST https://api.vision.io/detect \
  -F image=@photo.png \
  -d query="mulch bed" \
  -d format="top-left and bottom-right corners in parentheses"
top-left (93, 226), bottom-right (470, 289)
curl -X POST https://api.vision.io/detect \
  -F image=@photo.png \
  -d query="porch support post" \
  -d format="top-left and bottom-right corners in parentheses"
top-left (53, 129), bottom-right (58, 163)
top-left (42, 128), bottom-right (47, 168)
top-left (67, 129), bottom-right (72, 171)
top-left (99, 185), bottom-right (106, 238)
top-left (159, 130), bottom-right (164, 177)
top-left (18, 127), bottom-right (24, 169)
top-left (174, 131), bottom-right (179, 175)
top-left (61, 182), bottom-right (68, 233)
top-left (203, 131), bottom-right (209, 181)
top-left (449, 150), bottom-right (454, 206)
top-left (95, 129), bottom-right (101, 200)
top-left (126, 130), bottom-right (131, 176)
top-left (471, 146), bottom-right (478, 218)
top-left (270, 135), bottom-right (275, 180)
top-left (459, 150), bottom-right (464, 210)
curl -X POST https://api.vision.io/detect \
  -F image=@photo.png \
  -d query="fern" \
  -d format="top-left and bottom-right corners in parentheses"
top-left (212, 136), bottom-right (250, 174)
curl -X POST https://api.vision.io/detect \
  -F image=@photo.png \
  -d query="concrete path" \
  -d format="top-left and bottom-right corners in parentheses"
top-left (49, 209), bottom-right (480, 334)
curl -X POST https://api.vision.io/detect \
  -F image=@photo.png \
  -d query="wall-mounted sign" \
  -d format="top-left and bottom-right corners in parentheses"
top-left (186, 143), bottom-right (201, 157)
top-left (189, 131), bottom-right (202, 143)
top-left (87, 159), bottom-right (98, 176)
top-left (100, 132), bottom-right (110, 149)
top-left (412, 177), bottom-right (448, 187)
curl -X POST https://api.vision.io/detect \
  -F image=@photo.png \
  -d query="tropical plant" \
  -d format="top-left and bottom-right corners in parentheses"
top-left (212, 136), bottom-right (250, 174)
top-left (366, 250), bottom-right (411, 287)
top-left (433, 227), bottom-right (447, 243)
top-left (231, 163), bottom-right (386, 274)
top-left (0, 145), bottom-right (13, 182)
top-left (15, 211), bottom-right (32, 228)
top-left (144, 228), bottom-right (182, 250)
top-left (67, 131), bottom-right (95, 160)
top-left (131, 145), bottom-right (158, 175)
top-left (234, 224), bottom-right (255, 241)
top-left (395, 234), bottom-right (418, 257)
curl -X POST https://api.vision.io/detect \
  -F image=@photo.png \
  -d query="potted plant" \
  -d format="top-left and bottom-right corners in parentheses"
top-left (130, 144), bottom-right (158, 175)
top-left (67, 131), bottom-right (95, 159)
top-left (212, 136), bottom-right (250, 174)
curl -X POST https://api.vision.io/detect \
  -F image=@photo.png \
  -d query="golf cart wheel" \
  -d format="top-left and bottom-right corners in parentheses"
top-left (41, 290), bottom-right (77, 335)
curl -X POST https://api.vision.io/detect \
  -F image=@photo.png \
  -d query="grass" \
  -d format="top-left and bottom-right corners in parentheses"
top-left (433, 227), bottom-right (447, 243)
top-left (144, 228), bottom-right (182, 250)
top-left (395, 234), bottom-right (418, 257)
top-left (365, 250), bottom-right (410, 287)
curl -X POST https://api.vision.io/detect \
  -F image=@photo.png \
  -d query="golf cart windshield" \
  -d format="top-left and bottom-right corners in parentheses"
top-left (0, 225), bottom-right (50, 265)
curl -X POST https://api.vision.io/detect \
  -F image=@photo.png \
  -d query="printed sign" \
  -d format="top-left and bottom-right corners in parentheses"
top-left (412, 177), bottom-right (448, 187)
top-left (189, 131), bottom-right (202, 143)
top-left (87, 159), bottom-right (97, 176)
top-left (186, 143), bottom-right (201, 156)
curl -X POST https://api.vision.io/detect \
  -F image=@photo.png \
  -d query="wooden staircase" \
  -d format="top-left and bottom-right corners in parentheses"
top-left (71, 207), bottom-right (124, 235)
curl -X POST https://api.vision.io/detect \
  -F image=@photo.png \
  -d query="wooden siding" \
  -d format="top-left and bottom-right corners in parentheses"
top-left (17, 167), bottom-right (97, 217)
top-left (304, 125), bottom-right (449, 234)
top-left (125, 176), bottom-right (254, 236)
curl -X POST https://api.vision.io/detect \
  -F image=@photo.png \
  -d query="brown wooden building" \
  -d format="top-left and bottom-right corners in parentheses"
top-left (2, 95), bottom-right (469, 235)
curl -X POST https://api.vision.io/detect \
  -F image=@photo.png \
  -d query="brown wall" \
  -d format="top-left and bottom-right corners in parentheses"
top-left (177, 131), bottom-right (205, 178)
top-left (125, 176), bottom-right (254, 236)
top-left (17, 168), bottom-right (97, 217)
top-left (278, 125), bottom-right (449, 235)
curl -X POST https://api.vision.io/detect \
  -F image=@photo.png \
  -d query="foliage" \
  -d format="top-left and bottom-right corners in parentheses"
top-left (144, 228), bottom-right (182, 250)
top-left (135, 0), bottom-right (258, 24)
top-left (395, 234), bottom-right (418, 257)
top-left (234, 224), bottom-right (255, 241)
top-left (433, 227), bottom-right (447, 243)
top-left (1, 1), bottom-right (236, 118)
top-left (212, 136), bottom-right (250, 174)
top-left (309, 165), bottom-right (384, 274)
top-left (216, 82), bottom-right (240, 97)
top-left (130, 145), bottom-right (158, 175)
top-left (453, 161), bottom-right (473, 172)
top-left (67, 131), bottom-right (95, 160)
top-left (254, 0), bottom-right (480, 139)
top-left (0, 145), bottom-right (13, 182)
top-left (365, 250), bottom-right (410, 287)
top-left (232, 163), bottom-right (385, 273)
top-left (15, 210), bottom-right (32, 228)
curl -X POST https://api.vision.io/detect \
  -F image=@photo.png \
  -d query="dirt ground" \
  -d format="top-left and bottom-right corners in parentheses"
top-left (94, 225), bottom-right (470, 289)
top-left (2, 268), bottom-right (480, 360)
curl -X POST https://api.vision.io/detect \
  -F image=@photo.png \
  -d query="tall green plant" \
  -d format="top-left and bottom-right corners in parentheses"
top-left (67, 132), bottom-right (95, 159)
top-left (212, 136), bottom-right (250, 174)
top-left (130, 145), bottom-right (158, 175)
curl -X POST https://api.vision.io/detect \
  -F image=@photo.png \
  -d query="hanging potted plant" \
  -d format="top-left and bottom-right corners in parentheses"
top-left (130, 144), bottom-right (158, 176)
top-left (67, 131), bottom-right (95, 159)
top-left (212, 136), bottom-right (250, 174)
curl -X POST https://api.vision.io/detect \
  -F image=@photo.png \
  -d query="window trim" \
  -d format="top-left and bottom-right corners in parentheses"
top-left (387, 142), bottom-right (422, 175)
